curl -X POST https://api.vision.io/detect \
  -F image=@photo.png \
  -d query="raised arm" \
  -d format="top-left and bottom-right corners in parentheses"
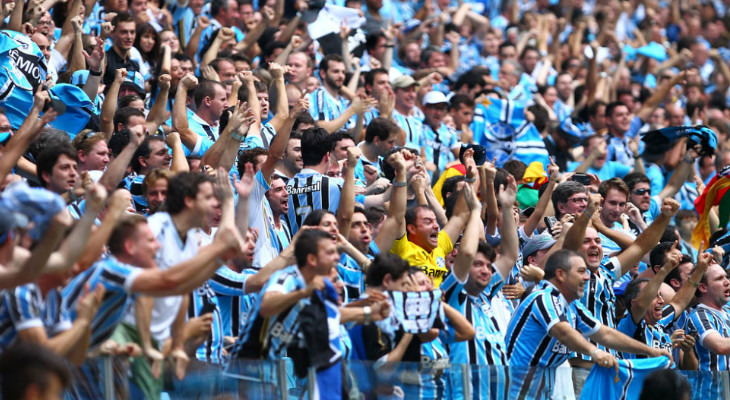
top-left (146, 74), bottom-right (172, 135)
top-left (374, 150), bottom-right (410, 252)
top-left (493, 175), bottom-right (519, 278)
top-left (201, 28), bottom-right (234, 70)
top-left (0, 88), bottom-right (55, 179)
top-left (2, 212), bottom-right (68, 289)
top-left (43, 183), bottom-right (108, 273)
top-left (98, 125), bottom-right (145, 191)
top-left (337, 146), bottom-right (361, 239)
top-left (67, 16), bottom-right (86, 73)
top-left (185, 16), bottom-right (209, 59)
top-left (563, 194), bottom-right (599, 251)
top-left (171, 74), bottom-right (199, 150)
top-left (636, 72), bottom-right (685, 123)
top-left (131, 226), bottom-right (243, 296)
top-left (629, 244), bottom-right (682, 324)
top-left (524, 158), bottom-right (559, 235)
top-left (669, 247), bottom-right (711, 315)
top-left (451, 186), bottom-right (484, 282)
top-left (266, 63), bottom-right (291, 135)
top-left (233, 163), bottom-right (254, 241)
top-left (100, 68), bottom-right (127, 140)
top-left (81, 37), bottom-right (105, 102)
top-left (616, 198), bottom-right (680, 276)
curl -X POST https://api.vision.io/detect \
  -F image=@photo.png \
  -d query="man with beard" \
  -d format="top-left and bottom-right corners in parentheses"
top-left (391, 75), bottom-right (424, 150)
top-left (142, 169), bottom-right (173, 215)
top-left (274, 130), bottom-right (303, 179)
top-left (308, 54), bottom-right (374, 133)
top-left (564, 194), bottom-right (680, 393)
top-left (362, 68), bottom-right (396, 127)
top-left (505, 250), bottom-right (671, 399)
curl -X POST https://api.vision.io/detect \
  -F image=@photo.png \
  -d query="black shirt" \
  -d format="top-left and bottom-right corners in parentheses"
top-left (103, 47), bottom-right (140, 86)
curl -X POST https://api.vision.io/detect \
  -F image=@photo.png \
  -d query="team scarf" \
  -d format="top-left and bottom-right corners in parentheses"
top-left (643, 125), bottom-right (717, 158)
top-left (692, 165), bottom-right (730, 249)
top-left (387, 290), bottom-right (443, 334)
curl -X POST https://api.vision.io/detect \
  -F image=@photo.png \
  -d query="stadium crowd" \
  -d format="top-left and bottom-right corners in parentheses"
top-left (1, 0), bottom-right (730, 398)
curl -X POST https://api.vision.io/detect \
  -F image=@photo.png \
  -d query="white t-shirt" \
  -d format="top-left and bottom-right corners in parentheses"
top-left (123, 212), bottom-right (204, 342)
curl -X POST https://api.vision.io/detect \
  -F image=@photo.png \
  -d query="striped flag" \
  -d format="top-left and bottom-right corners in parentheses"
top-left (470, 97), bottom-right (550, 167)
top-left (692, 165), bottom-right (730, 249)
top-left (387, 290), bottom-right (443, 334)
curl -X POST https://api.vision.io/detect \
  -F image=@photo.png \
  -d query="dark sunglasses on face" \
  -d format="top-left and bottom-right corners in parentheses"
top-left (632, 189), bottom-right (651, 196)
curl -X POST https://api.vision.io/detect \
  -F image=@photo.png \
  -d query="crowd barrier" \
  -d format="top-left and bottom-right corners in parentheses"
top-left (73, 357), bottom-right (730, 399)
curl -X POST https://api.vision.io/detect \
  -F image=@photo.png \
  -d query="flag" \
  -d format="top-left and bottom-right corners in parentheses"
top-left (692, 165), bottom-right (730, 249)
top-left (470, 97), bottom-right (550, 167)
top-left (579, 356), bottom-right (672, 400)
top-left (387, 290), bottom-right (443, 334)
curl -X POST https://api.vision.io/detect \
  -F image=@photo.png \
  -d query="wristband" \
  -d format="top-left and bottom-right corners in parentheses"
top-left (464, 176), bottom-right (476, 183)
top-left (363, 306), bottom-right (372, 325)
top-left (231, 132), bottom-right (245, 142)
top-left (590, 349), bottom-right (601, 361)
top-left (89, 69), bottom-right (102, 76)
top-left (392, 181), bottom-right (407, 188)
top-left (688, 277), bottom-right (700, 288)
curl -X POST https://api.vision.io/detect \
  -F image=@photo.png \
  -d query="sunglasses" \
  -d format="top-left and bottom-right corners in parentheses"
top-left (632, 189), bottom-right (651, 196)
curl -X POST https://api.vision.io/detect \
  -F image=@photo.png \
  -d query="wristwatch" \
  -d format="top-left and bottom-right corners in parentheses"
top-left (363, 306), bottom-right (372, 325)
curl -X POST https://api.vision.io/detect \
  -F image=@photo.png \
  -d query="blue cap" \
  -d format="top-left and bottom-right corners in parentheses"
top-left (121, 71), bottom-right (145, 96)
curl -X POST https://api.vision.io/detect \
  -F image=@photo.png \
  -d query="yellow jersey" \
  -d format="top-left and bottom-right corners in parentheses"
top-left (390, 231), bottom-right (453, 288)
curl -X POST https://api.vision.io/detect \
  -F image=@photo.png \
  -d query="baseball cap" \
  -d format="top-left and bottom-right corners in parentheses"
top-left (391, 75), bottom-right (420, 89)
top-left (422, 91), bottom-right (448, 106)
top-left (522, 233), bottom-right (556, 258)
top-left (121, 71), bottom-right (145, 96)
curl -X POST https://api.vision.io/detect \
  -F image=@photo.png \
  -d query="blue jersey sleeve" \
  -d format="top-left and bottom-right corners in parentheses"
top-left (209, 267), bottom-right (249, 296)
top-left (532, 291), bottom-right (566, 332)
top-left (5, 285), bottom-right (43, 331)
top-left (572, 301), bottom-right (601, 336)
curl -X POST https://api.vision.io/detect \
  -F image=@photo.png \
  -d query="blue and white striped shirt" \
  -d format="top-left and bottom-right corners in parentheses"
top-left (62, 256), bottom-right (141, 348)
top-left (688, 303), bottom-right (730, 371)
top-left (308, 87), bottom-right (354, 129)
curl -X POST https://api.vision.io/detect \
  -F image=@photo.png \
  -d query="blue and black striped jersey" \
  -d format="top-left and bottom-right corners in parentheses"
top-left (688, 303), bottom-right (730, 371)
top-left (62, 256), bottom-right (141, 348)
top-left (578, 256), bottom-right (621, 361)
top-left (285, 169), bottom-right (342, 235)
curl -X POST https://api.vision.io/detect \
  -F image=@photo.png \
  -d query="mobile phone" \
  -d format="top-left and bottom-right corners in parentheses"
top-left (571, 173), bottom-right (591, 186)
top-left (544, 216), bottom-right (558, 235)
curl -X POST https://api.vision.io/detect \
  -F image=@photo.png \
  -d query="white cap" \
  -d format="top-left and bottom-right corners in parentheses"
top-left (422, 91), bottom-right (448, 106)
